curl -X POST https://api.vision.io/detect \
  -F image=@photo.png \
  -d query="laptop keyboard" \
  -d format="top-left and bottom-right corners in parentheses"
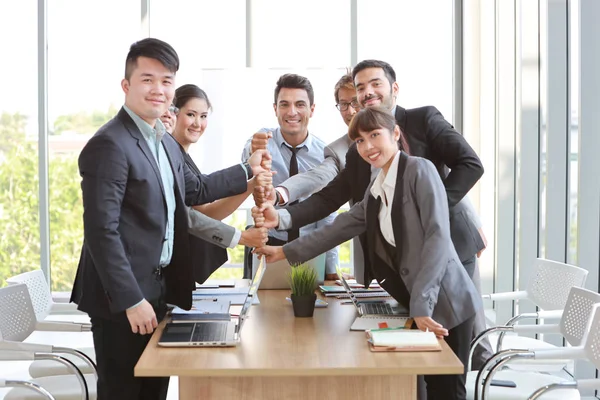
top-left (362, 302), bottom-right (395, 315)
top-left (192, 323), bottom-right (227, 342)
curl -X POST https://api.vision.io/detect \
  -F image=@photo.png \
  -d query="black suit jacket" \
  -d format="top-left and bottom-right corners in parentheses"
top-left (71, 108), bottom-right (247, 318)
top-left (286, 105), bottom-right (485, 263)
top-left (182, 150), bottom-right (228, 284)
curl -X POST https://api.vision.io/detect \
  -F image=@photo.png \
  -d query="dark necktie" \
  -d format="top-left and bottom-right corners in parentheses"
top-left (286, 145), bottom-right (301, 242)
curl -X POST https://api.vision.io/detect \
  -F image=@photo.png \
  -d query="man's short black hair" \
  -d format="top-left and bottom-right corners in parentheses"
top-left (352, 60), bottom-right (396, 86)
top-left (124, 38), bottom-right (179, 80)
top-left (274, 74), bottom-right (315, 106)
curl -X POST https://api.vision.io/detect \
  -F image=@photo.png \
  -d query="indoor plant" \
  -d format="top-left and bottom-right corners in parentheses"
top-left (288, 263), bottom-right (318, 317)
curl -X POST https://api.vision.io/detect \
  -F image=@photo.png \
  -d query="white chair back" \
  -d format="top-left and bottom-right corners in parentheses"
top-left (0, 284), bottom-right (37, 341)
top-left (527, 259), bottom-right (588, 310)
top-left (559, 286), bottom-right (600, 346)
top-left (6, 269), bottom-right (52, 321)
top-left (583, 303), bottom-right (600, 369)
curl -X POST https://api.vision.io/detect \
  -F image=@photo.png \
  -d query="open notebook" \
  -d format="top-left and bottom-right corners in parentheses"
top-left (366, 329), bottom-right (441, 352)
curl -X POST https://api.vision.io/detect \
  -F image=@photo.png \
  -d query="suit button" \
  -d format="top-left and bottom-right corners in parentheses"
top-left (401, 268), bottom-right (409, 276)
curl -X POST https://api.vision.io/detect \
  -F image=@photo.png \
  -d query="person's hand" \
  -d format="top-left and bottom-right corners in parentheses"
top-left (413, 316), bottom-right (448, 338)
top-left (476, 227), bottom-right (488, 258)
top-left (247, 149), bottom-right (272, 176)
top-left (249, 171), bottom-right (274, 191)
top-left (325, 273), bottom-right (339, 280)
top-left (239, 227), bottom-right (268, 248)
top-left (253, 245), bottom-right (286, 263)
top-left (251, 131), bottom-right (272, 153)
top-left (125, 299), bottom-right (157, 335)
top-left (251, 203), bottom-right (279, 229)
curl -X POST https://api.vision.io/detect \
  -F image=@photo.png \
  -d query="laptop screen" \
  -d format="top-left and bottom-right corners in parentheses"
top-left (237, 255), bottom-right (267, 333)
top-left (337, 273), bottom-right (361, 312)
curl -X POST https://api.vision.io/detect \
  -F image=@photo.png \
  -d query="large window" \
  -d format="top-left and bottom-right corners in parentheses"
top-left (0, 0), bottom-right (39, 287)
top-left (358, 0), bottom-right (454, 121)
top-left (0, 1), bottom-right (457, 289)
top-left (47, 0), bottom-right (140, 290)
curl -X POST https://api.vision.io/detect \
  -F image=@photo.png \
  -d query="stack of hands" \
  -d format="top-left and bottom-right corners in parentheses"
top-left (239, 147), bottom-right (273, 248)
top-left (246, 132), bottom-right (276, 251)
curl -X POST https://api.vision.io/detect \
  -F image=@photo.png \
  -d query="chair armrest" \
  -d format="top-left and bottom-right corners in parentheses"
top-left (0, 350), bottom-right (36, 361)
top-left (36, 321), bottom-right (91, 332)
top-left (537, 309), bottom-right (563, 320)
top-left (575, 378), bottom-right (600, 391)
top-left (531, 346), bottom-right (585, 361)
top-left (51, 291), bottom-right (71, 303)
top-left (482, 290), bottom-right (528, 301)
top-left (0, 340), bottom-right (54, 353)
top-left (50, 302), bottom-right (82, 315)
top-left (512, 323), bottom-right (561, 335)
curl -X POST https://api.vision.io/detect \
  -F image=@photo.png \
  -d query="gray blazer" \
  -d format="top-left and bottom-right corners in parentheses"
top-left (280, 134), bottom-right (353, 202)
top-left (186, 208), bottom-right (235, 249)
top-left (284, 155), bottom-right (481, 329)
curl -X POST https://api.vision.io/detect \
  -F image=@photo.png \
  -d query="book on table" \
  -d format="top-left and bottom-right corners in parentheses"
top-left (366, 328), bottom-right (441, 352)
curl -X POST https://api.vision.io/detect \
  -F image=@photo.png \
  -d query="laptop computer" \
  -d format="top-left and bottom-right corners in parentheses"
top-left (158, 256), bottom-right (267, 347)
top-left (338, 273), bottom-right (409, 317)
top-left (255, 253), bottom-right (326, 289)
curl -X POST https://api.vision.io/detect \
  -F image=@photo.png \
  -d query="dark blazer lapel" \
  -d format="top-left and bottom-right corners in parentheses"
top-left (117, 108), bottom-right (166, 197)
top-left (391, 152), bottom-right (409, 264)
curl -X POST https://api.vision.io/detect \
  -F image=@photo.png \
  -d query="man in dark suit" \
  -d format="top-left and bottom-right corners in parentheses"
top-left (255, 60), bottom-right (492, 370)
top-left (71, 38), bottom-right (269, 400)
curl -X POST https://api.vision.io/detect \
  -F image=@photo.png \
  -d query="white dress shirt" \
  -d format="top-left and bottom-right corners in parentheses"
top-left (370, 151), bottom-right (402, 247)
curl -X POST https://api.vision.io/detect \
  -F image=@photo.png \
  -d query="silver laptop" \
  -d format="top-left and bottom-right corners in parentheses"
top-left (158, 257), bottom-right (267, 347)
top-left (338, 273), bottom-right (408, 317)
top-left (255, 253), bottom-right (326, 289)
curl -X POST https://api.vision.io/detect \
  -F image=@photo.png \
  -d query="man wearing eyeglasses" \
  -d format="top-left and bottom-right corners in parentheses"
top-left (160, 104), bottom-right (178, 133)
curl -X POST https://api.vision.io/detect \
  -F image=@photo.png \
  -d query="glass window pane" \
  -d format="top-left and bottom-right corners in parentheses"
top-left (358, 0), bottom-right (454, 121)
top-left (150, 0), bottom-right (246, 70)
top-left (568, 0), bottom-right (579, 265)
top-left (0, 0), bottom-right (39, 287)
top-left (47, 0), bottom-right (140, 291)
top-left (251, 0), bottom-right (351, 68)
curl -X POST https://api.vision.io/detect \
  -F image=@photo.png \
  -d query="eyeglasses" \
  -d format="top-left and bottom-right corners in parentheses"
top-left (168, 105), bottom-right (179, 114)
top-left (335, 99), bottom-right (360, 111)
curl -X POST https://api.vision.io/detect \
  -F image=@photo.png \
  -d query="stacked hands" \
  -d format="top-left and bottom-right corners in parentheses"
top-left (240, 147), bottom-right (274, 248)
top-left (247, 131), bottom-right (285, 262)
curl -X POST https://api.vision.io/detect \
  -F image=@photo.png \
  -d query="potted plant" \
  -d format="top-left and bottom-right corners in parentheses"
top-left (288, 263), bottom-right (318, 317)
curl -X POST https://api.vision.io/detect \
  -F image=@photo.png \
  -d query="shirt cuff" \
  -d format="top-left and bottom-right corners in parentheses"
top-left (239, 163), bottom-right (249, 180)
top-left (275, 187), bottom-right (289, 205)
top-left (228, 228), bottom-right (242, 248)
top-left (127, 299), bottom-right (145, 310)
top-left (278, 209), bottom-right (292, 230)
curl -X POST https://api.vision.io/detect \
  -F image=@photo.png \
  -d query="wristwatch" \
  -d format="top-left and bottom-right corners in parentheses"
top-left (274, 190), bottom-right (282, 206)
top-left (242, 162), bottom-right (254, 180)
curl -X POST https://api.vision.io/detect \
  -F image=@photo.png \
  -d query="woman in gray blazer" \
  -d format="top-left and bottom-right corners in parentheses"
top-left (256, 107), bottom-right (481, 400)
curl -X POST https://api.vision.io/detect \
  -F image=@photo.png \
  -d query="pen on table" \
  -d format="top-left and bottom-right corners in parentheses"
top-left (194, 297), bottom-right (218, 302)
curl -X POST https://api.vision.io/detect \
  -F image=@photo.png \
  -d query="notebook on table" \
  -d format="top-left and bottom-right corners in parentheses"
top-left (158, 256), bottom-right (267, 347)
top-left (366, 329), bottom-right (441, 352)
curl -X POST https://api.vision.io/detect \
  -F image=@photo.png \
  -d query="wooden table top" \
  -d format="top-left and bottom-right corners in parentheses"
top-left (135, 288), bottom-right (464, 377)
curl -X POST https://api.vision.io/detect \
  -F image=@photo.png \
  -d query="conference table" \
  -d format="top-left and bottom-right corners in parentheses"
top-left (135, 286), bottom-right (464, 400)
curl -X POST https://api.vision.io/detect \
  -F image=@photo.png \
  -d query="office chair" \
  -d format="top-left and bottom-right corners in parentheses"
top-left (6, 269), bottom-right (96, 378)
top-left (467, 286), bottom-right (600, 400)
top-left (0, 284), bottom-right (96, 400)
top-left (469, 258), bottom-right (588, 372)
